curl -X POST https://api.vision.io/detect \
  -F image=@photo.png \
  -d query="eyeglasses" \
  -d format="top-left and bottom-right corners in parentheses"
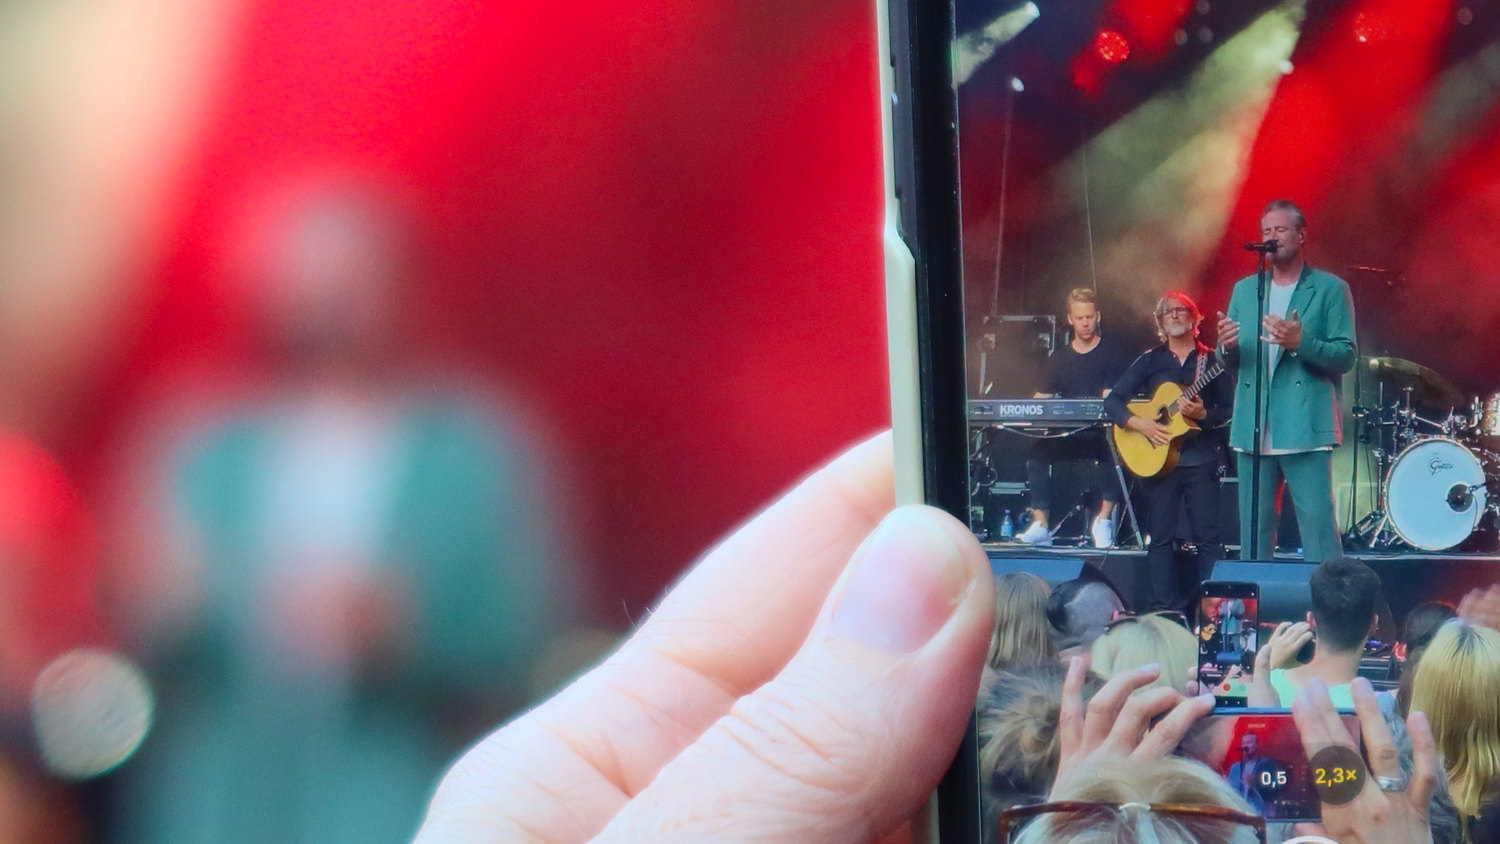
top-left (1158, 306), bottom-right (1193, 318)
top-left (997, 800), bottom-right (1267, 843)
top-left (1107, 610), bottom-right (1192, 632)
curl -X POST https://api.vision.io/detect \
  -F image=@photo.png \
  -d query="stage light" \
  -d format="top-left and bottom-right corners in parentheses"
top-left (1010, 76), bottom-right (1026, 92)
top-left (1095, 30), bottom-right (1131, 63)
top-left (1174, 29), bottom-right (1190, 46)
top-left (1280, 60), bottom-right (1294, 75)
top-left (1458, 7), bottom-right (1474, 26)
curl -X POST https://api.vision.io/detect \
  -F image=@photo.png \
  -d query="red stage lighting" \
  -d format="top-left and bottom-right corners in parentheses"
top-left (1094, 30), bottom-right (1132, 63)
top-left (1353, 11), bottom-right (1390, 44)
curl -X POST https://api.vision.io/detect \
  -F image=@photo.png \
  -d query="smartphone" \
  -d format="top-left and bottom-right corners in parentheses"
top-left (1179, 710), bottom-right (1363, 823)
top-left (1196, 582), bottom-right (1260, 707)
top-left (877, 0), bottom-right (1384, 841)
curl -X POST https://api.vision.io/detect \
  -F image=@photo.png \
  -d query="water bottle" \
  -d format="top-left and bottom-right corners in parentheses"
top-left (1000, 509), bottom-right (1015, 540)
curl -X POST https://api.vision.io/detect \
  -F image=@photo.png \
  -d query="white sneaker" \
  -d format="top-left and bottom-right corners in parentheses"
top-left (1016, 521), bottom-right (1053, 545)
top-left (1091, 516), bottom-right (1115, 549)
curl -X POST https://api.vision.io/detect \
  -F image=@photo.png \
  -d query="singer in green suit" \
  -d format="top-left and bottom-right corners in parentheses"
top-left (1217, 200), bottom-right (1357, 562)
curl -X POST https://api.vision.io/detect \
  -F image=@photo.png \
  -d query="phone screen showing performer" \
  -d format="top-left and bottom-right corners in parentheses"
top-left (1196, 582), bottom-right (1260, 707)
top-left (1180, 710), bottom-right (1362, 822)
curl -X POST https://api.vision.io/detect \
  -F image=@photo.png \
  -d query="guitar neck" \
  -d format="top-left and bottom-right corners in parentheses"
top-left (1181, 360), bottom-right (1225, 402)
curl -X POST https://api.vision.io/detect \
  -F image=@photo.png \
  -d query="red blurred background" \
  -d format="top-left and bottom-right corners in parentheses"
top-left (6, 0), bottom-right (890, 627)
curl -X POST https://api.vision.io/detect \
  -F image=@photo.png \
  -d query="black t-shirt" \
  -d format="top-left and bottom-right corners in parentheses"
top-left (1043, 335), bottom-right (1131, 398)
top-left (1103, 343), bottom-right (1232, 468)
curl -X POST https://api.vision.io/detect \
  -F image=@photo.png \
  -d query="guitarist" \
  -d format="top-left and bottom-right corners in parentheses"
top-left (1104, 291), bottom-right (1232, 611)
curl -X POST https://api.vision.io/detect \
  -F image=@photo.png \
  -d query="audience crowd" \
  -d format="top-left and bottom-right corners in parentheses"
top-left (978, 558), bottom-right (1500, 843)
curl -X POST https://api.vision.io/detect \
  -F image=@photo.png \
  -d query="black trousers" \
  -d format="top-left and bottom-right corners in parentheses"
top-left (1140, 460), bottom-right (1222, 611)
top-left (1025, 428), bottom-right (1122, 512)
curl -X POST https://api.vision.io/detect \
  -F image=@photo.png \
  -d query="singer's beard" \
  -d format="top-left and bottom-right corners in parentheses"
top-left (1165, 323), bottom-right (1193, 339)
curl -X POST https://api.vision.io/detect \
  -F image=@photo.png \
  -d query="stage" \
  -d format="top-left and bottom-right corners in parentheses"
top-left (986, 542), bottom-right (1500, 631)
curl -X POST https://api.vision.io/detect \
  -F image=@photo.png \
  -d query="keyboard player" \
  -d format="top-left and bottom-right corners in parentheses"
top-left (1016, 288), bottom-right (1131, 548)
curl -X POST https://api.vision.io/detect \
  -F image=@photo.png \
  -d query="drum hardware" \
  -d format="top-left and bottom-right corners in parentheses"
top-left (1346, 388), bottom-right (1429, 550)
top-left (1342, 352), bottom-right (1500, 551)
top-left (1383, 437), bottom-right (1491, 551)
top-left (1365, 357), bottom-right (1464, 410)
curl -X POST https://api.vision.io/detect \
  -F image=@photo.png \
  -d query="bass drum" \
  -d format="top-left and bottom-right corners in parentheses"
top-left (1385, 438), bottom-right (1489, 551)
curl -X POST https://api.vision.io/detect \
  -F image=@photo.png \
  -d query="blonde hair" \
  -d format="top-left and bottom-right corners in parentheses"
top-left (1412, 621), bottom-right (1500, 817)
top-left (1066, 287), bottom-right (1097, 307)
top-left (989, 572), bottom-right (1055, 671)
top-left (1013, 757), bottom-right (1259, 844)
top-left (1089, 614), bottom-right (1197, 694)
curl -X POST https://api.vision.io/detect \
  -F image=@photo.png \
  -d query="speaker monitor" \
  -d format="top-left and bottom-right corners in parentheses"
top-left (988, 555), bottom-right (1093, 586)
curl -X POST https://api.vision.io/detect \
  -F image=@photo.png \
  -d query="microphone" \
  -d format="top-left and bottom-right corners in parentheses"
top-left (1243, 239), bottom-right (1281, 253)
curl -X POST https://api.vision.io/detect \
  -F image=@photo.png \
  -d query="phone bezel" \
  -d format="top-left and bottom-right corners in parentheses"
top-left (878, 0), bottom-right (976, 838)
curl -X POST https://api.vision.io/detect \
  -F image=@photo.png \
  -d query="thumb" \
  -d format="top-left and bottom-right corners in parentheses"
top-left (1290, 308), bottom-right (1300, 322)
top-left (593, 505), bottom-right (993, 843)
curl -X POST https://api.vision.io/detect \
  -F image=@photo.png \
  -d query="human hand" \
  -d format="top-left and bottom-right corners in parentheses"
top-left (1261, 309), bottom-right (1303, 350)
top-left (1127, 415), bottom-right (1173, 447)
top-left (1051, 657), bottom-right (1215, 797)
top-left (1179, 396), bottom-right (1206, 421)
top-left (1290, 677), bottom-right (1437, 844)
top-left (1216, 311), bottom-right (1239, 349)
top-left (415, 432), bottom-right (996, 843)
top-left (1259, 620), bottom-right (1314, 671)
top-left (1459, 583), bottom-right (1500, 632)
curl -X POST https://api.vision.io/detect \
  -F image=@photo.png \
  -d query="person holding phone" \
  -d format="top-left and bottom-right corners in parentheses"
top-left (1216, 200), bottom-right (1357, 562)
top-left (1249, 557), bottom-right (1381, 708)
top-left (1016, 288), bottom-right (1130, 548)
top-left (1104, 291), bottom-right (1232, 612)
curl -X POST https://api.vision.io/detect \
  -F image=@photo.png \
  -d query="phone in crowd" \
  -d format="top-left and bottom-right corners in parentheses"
top-left (1180, 710), bottom-right (1363, 823)
top-left (1196, 582), bottom-right (1260, 707)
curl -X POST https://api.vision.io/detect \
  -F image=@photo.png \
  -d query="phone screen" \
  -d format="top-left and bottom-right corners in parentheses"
top-left (878, 0), bottom-right (1486, 837)
top-left (1196, 583), bottom-right (1260, 706)
top-left (1180, 710), bottom-right (1362, 823)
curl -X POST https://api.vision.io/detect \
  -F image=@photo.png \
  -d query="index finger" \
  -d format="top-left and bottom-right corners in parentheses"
top-left (1057, 655), bottom-right (1087, 763)
top-left (1407, 710), bottom-right (1439, 812)
top-left (1082, 664), bottom-right (1163, 750)
top-left (1291, 678), bottom-right (1352, 754)
top-left (1351, 678), bottom-right (1400, 780)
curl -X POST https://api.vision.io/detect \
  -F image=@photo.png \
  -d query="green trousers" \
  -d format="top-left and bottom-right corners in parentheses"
top-left (1236, 450), bottom-right (1341, 562)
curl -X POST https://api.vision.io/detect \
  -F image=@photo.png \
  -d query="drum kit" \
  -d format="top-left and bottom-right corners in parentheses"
top-left (1345, 356), bottom-right (1500, 552)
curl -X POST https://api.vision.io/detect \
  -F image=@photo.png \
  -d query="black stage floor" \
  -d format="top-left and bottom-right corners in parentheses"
top-left (985, 542), bottom-right (1500, 627)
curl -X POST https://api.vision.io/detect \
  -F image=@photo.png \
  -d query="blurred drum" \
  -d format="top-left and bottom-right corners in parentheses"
top-left (1385, 438), bottom-right (1489, 551)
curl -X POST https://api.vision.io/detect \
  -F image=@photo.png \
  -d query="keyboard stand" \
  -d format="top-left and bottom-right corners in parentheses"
top-left (1104, 425), bottom-right (1145, 548)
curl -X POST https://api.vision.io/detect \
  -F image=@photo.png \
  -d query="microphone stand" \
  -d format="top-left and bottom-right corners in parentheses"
top-left (1249, 245), bottom-right (1271, 560)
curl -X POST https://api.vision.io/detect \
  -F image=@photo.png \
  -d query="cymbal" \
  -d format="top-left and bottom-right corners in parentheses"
top-left (1365, 356), bottom-right (1463, 407)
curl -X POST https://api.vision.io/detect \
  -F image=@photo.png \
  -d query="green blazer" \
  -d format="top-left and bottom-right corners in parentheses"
top-left (1222, 264), bottom-right (1357, 452)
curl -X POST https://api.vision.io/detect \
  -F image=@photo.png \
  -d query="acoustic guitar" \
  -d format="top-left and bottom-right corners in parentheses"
top-left (1112, 360), bottom-right (1226, 477)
